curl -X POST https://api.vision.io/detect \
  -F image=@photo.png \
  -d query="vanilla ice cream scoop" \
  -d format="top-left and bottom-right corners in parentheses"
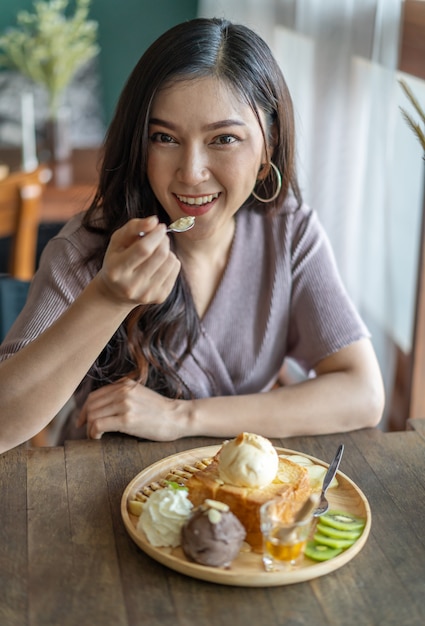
top-left (218, 432), bottom-right (279, 488)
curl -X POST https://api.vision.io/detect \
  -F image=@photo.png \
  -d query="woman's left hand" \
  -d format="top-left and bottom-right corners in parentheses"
top-left (77, 377), bottom-right (189, 441)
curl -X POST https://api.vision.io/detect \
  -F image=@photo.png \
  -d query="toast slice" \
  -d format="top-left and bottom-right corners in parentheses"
top-left (185, 454), bottom-right (311, 552)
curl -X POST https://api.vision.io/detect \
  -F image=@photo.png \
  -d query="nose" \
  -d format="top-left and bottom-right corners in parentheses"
top-left (176, 145), bottom-right (209, 186)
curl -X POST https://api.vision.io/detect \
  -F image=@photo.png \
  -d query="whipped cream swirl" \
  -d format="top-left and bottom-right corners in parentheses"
top-left (137, 486), bottom-right (193, 547)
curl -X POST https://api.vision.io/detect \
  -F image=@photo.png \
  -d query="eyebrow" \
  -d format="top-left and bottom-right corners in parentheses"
top-left (149, 117), bottom-right (247, 131)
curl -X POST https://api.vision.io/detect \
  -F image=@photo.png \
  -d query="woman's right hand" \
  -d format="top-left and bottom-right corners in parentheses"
top-left (94, 215), bottom-right (181, 308)
top-left (0, 215), bottom-right (182, 454)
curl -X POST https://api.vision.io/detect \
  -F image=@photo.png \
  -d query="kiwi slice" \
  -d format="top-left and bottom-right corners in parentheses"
top-left (316, 522), bottom-right (363, 541)
top-left (319, 510), bottom-right (365, 532)
top-left (304, 541), bottom-right (343, 562)
top-left (314, 532), bottom-right (357, 550)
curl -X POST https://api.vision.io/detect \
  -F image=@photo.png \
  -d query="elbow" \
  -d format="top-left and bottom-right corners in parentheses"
top-left (360, 376), bottom-right (385, 429)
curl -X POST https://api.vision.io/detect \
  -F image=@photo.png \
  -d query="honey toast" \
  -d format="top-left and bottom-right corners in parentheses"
top-left (186, 454), bottom-right (311, 551)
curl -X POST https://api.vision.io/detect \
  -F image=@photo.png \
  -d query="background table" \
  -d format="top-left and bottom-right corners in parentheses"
top-left (1, 422), bottom-right (425, 626)
top-left (0, 148), bottom-right (99, 276)
top-left (0, 147), bottom-right (100, 223)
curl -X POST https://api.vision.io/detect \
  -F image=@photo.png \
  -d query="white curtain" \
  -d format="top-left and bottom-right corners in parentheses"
top-left (199, 0), bottom-right (425, 427)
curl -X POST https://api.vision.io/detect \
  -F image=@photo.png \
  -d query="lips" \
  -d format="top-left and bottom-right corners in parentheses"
top-left (176, 192), bottom-right (219, 206)
top-left (174, 192), bottom-right (220, 216)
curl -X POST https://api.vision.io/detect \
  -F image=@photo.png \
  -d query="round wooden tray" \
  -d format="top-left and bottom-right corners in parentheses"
top-left (121, 446), bottom-right (371, 587)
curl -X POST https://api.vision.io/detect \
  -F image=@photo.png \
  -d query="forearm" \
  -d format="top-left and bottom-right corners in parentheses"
top-left (0, 278), bottom-right (133, 452)
top-left (187, 372), bottom-right (383, 439)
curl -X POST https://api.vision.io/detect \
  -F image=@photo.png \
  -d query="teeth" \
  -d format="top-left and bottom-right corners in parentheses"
top-left (176, 193), bottom-right (219, 206)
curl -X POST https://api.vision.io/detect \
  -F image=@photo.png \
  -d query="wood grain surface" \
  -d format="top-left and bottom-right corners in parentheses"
top-left (1, 425), bottom-right (425, 626)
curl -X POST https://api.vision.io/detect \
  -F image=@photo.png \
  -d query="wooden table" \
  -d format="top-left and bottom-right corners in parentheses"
top-left (0, 147), bottom-right (100, 223)
top-left (38, 148), bottom-right (100, 223)
top-left (1, 422), bottom-right (425, 626)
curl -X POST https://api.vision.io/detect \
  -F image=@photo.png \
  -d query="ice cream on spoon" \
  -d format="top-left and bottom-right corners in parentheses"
top-left (138, 215), bottom-right (195, 237)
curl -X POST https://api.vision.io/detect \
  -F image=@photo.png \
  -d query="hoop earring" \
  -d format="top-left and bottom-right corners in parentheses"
top-left (251, 161), bottom-right (282, 203)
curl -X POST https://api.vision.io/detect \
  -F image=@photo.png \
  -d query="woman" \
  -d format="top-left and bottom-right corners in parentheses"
top-left (0, 18), bottom-right (384, 453)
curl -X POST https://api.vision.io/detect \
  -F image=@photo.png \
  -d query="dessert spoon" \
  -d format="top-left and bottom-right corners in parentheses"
top-left (313, 444), bottom-right (345, 517)
top-left (138, 216), bottom-right (195, 237)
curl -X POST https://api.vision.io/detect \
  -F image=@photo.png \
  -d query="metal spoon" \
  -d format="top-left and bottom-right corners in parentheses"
top-left (274, 495), bottom-right (320, 544)
top-left (294, 493), bottom-right (320, 522)
top-left (313, 444), bottom-right (345, 517)
top-left (138, 216), bottom-right (195, 237)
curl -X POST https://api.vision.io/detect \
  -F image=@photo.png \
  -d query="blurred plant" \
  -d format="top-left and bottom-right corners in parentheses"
top-left (0, 0), bottom-right (99, 119)
top-left (399, 79), bottom-right (425, 159)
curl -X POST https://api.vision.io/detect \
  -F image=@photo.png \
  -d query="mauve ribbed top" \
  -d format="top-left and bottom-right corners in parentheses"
top-left (0, 199), bottom-right (368, 438)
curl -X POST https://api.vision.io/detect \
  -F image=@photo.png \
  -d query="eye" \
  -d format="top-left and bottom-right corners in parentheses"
top-left (150, 132), bottom-right (176, 144)
top-left (212, 134), bottom-right (239, 146)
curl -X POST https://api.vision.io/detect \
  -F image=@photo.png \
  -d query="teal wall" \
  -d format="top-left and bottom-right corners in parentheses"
top-left (90, 0), bottom-right (199, 123)
top-left (0, 0), bottom-right (199, 125)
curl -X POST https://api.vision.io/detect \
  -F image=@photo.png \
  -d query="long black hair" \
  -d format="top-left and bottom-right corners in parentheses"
top-left (82, 17), bottom-right (301, 397)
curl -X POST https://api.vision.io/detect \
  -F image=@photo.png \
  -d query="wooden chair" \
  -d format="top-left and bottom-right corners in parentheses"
top-left (0, 166), bottom-right (51, 280)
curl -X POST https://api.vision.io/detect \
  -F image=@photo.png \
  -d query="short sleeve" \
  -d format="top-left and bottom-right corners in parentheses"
top-left (0, 216), bottom-right (98, 361)
top-left (286, 207), bottom-right (369, 370)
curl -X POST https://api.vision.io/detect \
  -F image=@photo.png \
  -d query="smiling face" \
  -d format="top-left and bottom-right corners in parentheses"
top-left (147, 76), bottom-right (269, 239)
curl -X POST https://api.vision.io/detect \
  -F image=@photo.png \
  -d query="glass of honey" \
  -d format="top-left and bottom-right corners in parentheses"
top-left (260, 499), bottom-right (313, 571)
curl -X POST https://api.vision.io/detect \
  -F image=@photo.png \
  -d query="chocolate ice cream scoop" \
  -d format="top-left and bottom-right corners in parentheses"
top-left (181, 500), bottom-right (246, 568)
